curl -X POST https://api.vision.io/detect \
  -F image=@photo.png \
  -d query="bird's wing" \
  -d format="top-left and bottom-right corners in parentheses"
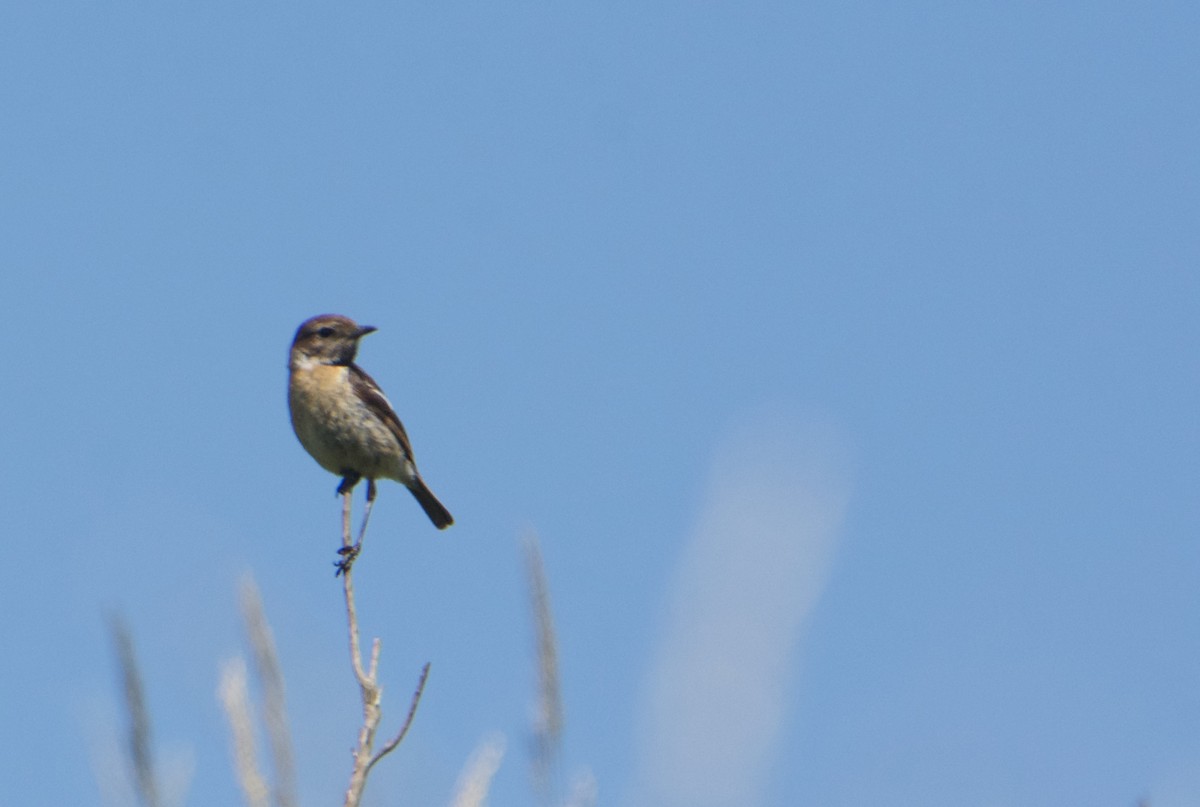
top-left (349, 363), bottom-right (416, 461)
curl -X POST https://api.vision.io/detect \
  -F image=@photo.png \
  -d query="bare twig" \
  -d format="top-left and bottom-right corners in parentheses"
top-left (239, 577), bottom-right (298, 807)
top-left (341, 527), bottom-right (371, 691)
top-left (366, 662), bottom-right (431, 776)
top-left (338, 488), bottom-right (431, 807)
top-left (218, 658), bottom-right (270, 807)
top-left (110, 616), bottom-right (161, 807)
top-left (340, 546), bottom-right (380, 807)
top-left (342, 488), bottom-right (353, 550)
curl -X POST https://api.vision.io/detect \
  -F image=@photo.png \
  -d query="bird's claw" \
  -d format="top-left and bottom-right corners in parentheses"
top-left (334, 543), bottom-right (361, 576)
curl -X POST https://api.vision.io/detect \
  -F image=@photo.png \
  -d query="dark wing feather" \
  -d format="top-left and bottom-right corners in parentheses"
top-left (349, 363), bottom-right (416, 461)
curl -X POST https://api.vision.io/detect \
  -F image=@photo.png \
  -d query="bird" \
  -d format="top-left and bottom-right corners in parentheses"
top-left (288, 313), bottom-right (453, 531)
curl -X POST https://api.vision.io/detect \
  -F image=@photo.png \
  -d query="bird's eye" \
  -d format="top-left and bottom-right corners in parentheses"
top-left (317, 327), bottom-right (335, 338)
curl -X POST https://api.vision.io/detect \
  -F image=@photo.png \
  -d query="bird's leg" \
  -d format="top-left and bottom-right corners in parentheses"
top-left (335, 471), bottom-right (364, 575)
top-left (337, 479), bottom-right (377, 575)
top-left (335, 489), bottom-right (354, 575)
top-left (355, 479), bottom-right (377, 550)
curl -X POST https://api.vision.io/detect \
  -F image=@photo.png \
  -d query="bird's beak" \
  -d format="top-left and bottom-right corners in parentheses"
top-left (356, 325), bottom-right (378, 338)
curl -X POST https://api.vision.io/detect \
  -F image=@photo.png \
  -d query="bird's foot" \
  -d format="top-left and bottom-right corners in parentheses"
top-left (334, 542), bottom-right (362, 576)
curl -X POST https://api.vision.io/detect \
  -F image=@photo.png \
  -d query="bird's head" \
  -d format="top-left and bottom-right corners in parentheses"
top-left (290, 314), bottom-right (377, 367)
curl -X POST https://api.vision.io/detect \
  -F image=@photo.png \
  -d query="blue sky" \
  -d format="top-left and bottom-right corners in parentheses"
top-left (2, 3), bottom-right (1198, 805)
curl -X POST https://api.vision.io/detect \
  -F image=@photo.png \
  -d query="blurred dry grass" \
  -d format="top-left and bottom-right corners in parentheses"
top-left (109, 615), bottom-right (160, 807)
top-left (523, 531), bottom-right (563, 803)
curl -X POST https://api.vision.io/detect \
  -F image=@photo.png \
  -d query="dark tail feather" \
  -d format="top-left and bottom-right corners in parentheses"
top-left (409, 476), bottom-right (453, 529)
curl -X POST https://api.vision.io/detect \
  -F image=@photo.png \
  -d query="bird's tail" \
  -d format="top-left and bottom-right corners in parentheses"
top-left (409, 476), bottom-right (454, 529)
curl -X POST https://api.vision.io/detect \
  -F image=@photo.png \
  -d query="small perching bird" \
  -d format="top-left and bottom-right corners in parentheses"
top-left (288, 314), bottom-right (453, 531)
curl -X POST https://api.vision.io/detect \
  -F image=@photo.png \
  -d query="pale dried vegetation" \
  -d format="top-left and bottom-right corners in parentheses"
top-left (102, 498), bottom-right (593, 807)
